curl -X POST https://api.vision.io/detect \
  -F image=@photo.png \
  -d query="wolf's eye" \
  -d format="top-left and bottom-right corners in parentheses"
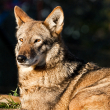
top-left (19, 38), bottom-right (23, 42)
top-left (34, 39), bottom-right (41, 43)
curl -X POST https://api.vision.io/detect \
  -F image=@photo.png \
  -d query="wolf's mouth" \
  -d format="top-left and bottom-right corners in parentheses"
top-left (30, 59), bottom-right (38, 66)
top-left (24, 60), bottom-right (38, 66)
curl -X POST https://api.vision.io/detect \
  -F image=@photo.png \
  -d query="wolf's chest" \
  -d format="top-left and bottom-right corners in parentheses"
top-left (18, 66), bottom-right (71, 109)
top-left (19, 83), bottom-right (69, 110)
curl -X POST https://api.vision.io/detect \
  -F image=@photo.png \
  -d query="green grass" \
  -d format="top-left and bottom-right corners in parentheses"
top-left (0, 88), bottom-right (21, 109)
top-left (9, 88), bottom-right (19, 97)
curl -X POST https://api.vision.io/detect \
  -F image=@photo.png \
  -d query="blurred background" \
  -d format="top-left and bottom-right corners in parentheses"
top-left (0, 0), bottom-right (110, 94)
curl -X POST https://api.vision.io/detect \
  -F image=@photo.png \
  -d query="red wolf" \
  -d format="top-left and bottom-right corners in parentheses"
top-left (13, 6), bottom-right (110, 110)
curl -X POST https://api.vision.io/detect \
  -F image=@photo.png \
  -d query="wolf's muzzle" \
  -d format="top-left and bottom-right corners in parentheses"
top-left (17, 55), bottom-right (27, 63)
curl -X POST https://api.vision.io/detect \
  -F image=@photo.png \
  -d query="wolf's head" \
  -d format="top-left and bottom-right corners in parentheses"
top-left (14, 6), bottom-right (64, 68)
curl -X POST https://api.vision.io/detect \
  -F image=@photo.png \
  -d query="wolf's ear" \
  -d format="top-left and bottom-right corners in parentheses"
top-left (14, 6), bottom-right (33, 27)
top-left (44, 6), bottom-right (64, 35)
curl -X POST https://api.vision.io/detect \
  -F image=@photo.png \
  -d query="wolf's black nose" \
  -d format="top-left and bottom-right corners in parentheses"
top-left (17, 55), bottom-right (26, 63)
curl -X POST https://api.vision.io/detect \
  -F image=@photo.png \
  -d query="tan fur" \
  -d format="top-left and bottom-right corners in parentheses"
top-left (44, 6), bottom-right (64, 35)
top-left (14, 6), bottom-right (110, 110)
top-left (14, 6), bottom-right (33, 27)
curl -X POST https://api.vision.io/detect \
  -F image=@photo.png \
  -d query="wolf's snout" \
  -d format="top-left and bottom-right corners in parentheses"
top-left (17, 55), bottom-right (27, 63)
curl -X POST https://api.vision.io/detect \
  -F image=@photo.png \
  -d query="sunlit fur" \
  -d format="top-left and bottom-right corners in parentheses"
top-left (14, 6), bottom-right (110, 110)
